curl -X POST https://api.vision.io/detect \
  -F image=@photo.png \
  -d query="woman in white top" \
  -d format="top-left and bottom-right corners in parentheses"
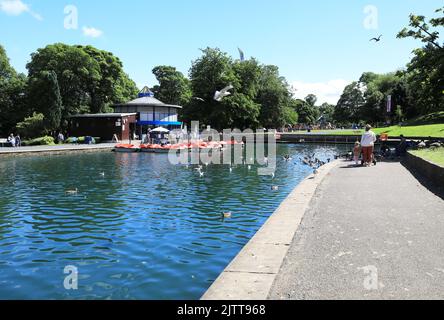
top-left (361, 125), bottom-right (377, 167)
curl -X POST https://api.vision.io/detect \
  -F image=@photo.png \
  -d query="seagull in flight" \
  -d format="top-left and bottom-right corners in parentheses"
top-left (370, 35), bottom-right (382, 42)
top-left (214, 85), bottom-right (234, 102)
top-left (238, 47), bottom-right (245, 62)
top-left (192, 97), bottom-right (205, 102)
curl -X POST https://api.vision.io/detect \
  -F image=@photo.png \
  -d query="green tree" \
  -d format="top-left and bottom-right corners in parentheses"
top-left (184, 47), bottom-right (249, 129)
top-left (0, 45), bottom-right (28, 136)
top-left (294, 95), bottom-right (320, 124)
top-left (319, 103), bottom-right (335, 123)
top-left (28, 70), bottom-right (62, 132)
top-left (233, 59), bottom-right (261, 98)
top-left (26, 43), bottom-right (138, 122)
top-left (398, 6), bottom-right (444, 115)
top-left (79, 45), bottom-right (138, 113)
top-left (256, 65), bottom-right (292, 129)
top-left (16, 112), bottom-right (46, 138)
top-left (219, 93), bottom-right (261, 129)
top-left (151, 65), bottom-right (192, 106)
top-left (282, 106), bottom-right (299, 126)
top-left (334, 82), bottom-right (364, 124)
top-left (395, 105), bottom-right (404, 123)
top-left (360, 72), bottom-right (405, 124)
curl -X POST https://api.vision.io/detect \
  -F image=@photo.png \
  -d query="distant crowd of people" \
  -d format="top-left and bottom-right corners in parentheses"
top-left (283, 123), bottom-right (337, 132)
top-left (3, 132), bottom-right (66, 148)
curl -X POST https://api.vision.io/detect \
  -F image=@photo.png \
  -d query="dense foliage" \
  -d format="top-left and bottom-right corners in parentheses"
top-left (0, 45), bottom-right (27, 136)
top-left (334, 6), bottom-right (444, 126)
top-left (177, 48), bottom-right (300, 130)
top-left (0, 43), bottom-right (138, 137)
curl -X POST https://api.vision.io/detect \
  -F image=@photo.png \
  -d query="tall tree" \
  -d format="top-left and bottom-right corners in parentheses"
top-left (151, 65), bottom-right (192, 106)
top-left (319, 103), bottom-right (335, 123)
top-left (398, 6), bottom-right (444, 115)
top-left (184, 47), bottom-right (241, 129)
top-left (28, 70), bottom-right (62, 133)
top-left (334, 82), bottom-right (364, 124)
top-left (79, 45), bottom-right (138, 113)
top-left (0, 45), bottom-right (27, 135)
top-left (293, 95), bottom-right (320, 124)
top-left (27, 43), bottom-right (100, 118)
top-left (360, 72), bottom-right (405, 124)
top-left (256, 65), bottom-right (292, 129)
top-left (26, 43), bottom-right (138, 121)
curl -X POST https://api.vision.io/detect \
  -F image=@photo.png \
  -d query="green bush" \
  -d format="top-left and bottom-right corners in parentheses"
top-left (16, 112), bottom-right (47, 139)
top-left (65, 136), bottom-right (101, 144)
top-left (22, 136), bottom-right (55, 146)
top-left (65, 137), bottom-right (78, 144)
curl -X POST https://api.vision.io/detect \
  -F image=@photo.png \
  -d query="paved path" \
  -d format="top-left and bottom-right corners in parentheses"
top-left (269, 161), bottom-right (444, 300)
top-left (0, 143), bottom-right (116, 156)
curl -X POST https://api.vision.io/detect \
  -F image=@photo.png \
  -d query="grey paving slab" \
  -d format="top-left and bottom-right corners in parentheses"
top-left (269, 161), bottom-right (444, 300)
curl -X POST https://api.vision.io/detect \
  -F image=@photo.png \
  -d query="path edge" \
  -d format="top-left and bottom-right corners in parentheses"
top-left (201, 160), bottom-right (340, 300)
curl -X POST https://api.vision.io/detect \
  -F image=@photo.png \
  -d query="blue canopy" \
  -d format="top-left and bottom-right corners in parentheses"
top-left (137, 121), bottom-right (182, 126)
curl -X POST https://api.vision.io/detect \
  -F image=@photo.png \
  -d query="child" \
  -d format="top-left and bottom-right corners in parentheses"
top-left (353, 141), bottom-right (361, 166)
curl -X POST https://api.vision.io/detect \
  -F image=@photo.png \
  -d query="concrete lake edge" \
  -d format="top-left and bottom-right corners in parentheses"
top-left (201, 160), bottom-right (340, 300)
top-left (0, 143), bottom-right (116, 158)
top-left (403, 151), bottom-right (444, 192)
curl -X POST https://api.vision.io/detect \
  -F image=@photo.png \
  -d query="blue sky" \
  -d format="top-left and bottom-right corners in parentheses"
top-left (0, 0), bottom-right (442, 104)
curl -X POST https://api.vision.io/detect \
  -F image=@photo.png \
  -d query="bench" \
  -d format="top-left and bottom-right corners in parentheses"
top-left (0, 138), bottom-right (9, 148)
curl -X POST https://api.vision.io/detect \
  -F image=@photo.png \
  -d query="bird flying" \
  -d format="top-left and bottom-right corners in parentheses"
top-left (370, 35), bottom-right (382, 42)
top-left (238, 47), bottom-right (245, 62)
top-left (214, 85), bottom-right (234, 102)
top-left (192, 97), bottom-right (205, 102)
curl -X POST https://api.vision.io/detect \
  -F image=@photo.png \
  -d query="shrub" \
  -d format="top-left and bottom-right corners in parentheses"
top-left (22, 136), bottom-right (55, 146)
top-left (65, 136), bottom-right (101, 144)
top-left (66, 137), bottom-right (78, 144)
top-left (16, 113), bottom-right (47, 139)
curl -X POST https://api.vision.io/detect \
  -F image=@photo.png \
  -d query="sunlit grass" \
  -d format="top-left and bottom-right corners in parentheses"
top-left (318, 124), bottom-right (444, 138)
top-left (410, 147), bottom-right (444, 167)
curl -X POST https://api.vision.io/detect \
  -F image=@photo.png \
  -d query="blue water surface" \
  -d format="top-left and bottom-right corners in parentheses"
top-left (0, 144), bottom-right (345, 299)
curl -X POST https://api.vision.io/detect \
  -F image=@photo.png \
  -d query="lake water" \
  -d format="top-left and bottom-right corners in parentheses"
top-left (0, 144), bottom-right (345, 299)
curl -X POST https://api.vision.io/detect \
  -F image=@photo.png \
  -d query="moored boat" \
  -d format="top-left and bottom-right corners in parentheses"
top-left (140, 144), bottom-right (189, 153)
top-left (114, 144), bottom-right (139, 153)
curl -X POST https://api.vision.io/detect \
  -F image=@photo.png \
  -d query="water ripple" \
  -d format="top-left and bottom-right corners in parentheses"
top-left (0, 144), bottom-right (345, 299)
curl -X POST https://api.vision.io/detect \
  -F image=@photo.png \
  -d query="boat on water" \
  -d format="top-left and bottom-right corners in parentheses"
top-left (140, 144), bottom-right (189, 153)
top-left (115, 140), bottom-right (244, 154)
top-left (114, 144), bottom-right (140, 153)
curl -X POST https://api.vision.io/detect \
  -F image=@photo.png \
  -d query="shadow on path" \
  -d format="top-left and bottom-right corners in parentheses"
top-left (401, 160), bottom-right (444, 201)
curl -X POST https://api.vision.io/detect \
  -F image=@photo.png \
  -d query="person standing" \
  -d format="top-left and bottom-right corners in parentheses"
top-left (57, 132), bottom-right (65, 144)
top-left (7, 134), bottom-right (16, 148)
top-left (361, 125), bottom-right (377, 167)
top-left (353, 141), bottom-right (362, 166)
top-left (15, 134), bottom-right (21, 147)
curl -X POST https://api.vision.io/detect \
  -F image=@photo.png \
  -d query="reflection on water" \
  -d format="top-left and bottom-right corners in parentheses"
top-left (0, 144), bottom-right (345, 299)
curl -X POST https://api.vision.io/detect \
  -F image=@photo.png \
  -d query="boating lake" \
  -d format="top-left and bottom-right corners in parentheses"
top-left (0, 144), bottom-right (346, 299)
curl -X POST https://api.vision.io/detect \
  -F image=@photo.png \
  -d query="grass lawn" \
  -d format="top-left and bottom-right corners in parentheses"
top-left (300, 112), bottom-right (444, 138)
top-left (410, 148), bottom-right (444, 167)
top-left (314, 124), bottom-right (444, 138)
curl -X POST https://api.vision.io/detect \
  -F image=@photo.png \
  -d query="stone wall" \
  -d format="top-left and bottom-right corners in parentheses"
top-left (404, 152), bottom-right (444, 191)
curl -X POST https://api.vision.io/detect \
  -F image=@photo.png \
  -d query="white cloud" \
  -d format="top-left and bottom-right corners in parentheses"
top-left (0, 0), bottom-right (42, 20)
top-left (291, 79), bottom-right (350, 105)
top-left (82, 26), bottom-right (104, 38)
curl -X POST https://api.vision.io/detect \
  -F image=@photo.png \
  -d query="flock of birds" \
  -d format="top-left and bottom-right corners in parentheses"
top-left (189, 153), bottom-right (332, 220)
top-left (300, 154), bottom-right (331, 175)
top-left (64, 153), bottom-right (332, 221)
